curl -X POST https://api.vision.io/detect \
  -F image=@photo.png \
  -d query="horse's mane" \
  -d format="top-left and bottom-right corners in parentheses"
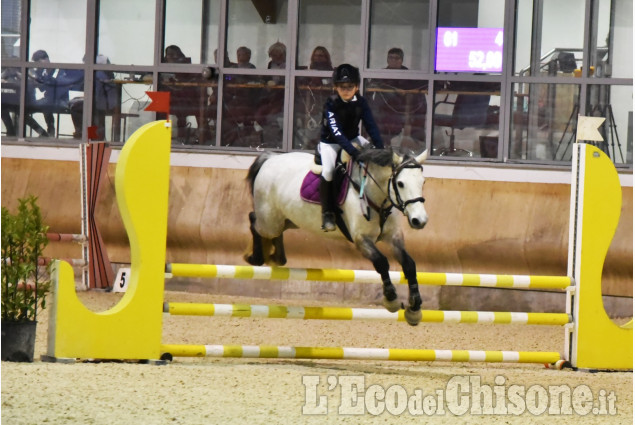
top-left (357, 146), bottom-right (394, 167)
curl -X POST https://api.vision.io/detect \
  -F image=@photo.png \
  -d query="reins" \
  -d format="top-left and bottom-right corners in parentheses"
top-left (348, 156), bottom-right (425, 226)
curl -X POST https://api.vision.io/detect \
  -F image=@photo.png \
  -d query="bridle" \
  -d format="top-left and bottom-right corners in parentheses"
top-left (386, 157), bottom-right (426, 214)
top-left (350, 156), bottom-right (425, 220)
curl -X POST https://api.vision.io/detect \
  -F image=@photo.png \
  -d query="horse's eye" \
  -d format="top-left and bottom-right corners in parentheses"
top-left (397, 181), bottom-right (405, 188)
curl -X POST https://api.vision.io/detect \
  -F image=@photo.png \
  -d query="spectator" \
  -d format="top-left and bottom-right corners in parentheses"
top-left (366, 47), bottom-right (426, 152)
top-left (92, 54), bottom-right (117, 140)
top-left (386, 47), bottom-right (408, 70)
top-left (25, 50), bottom-right (56, 136)
top-left (234, 46), bottom-right (256, 69)
top-left (267, 42), bottom-right (286, 69)
top-left (161, 45), bottom-right (204, 143)
top-left (309, 46), bottom-right (333, 71)
top-left (294, 46), bottom-right (334, 149)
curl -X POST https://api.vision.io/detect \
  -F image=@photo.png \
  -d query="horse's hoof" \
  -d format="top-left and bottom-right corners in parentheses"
top-left (404, 307), bottom-right (422, 326)
top-left (243, 253), bottom-right (263, 266)
top-left (383, 297), bottom-right (401, 313)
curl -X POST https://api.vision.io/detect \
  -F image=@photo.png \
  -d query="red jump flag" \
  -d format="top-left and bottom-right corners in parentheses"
top-left (145, 91), bottom-right (171, 116)
top-left (86, 125), bottom-right (99, 141)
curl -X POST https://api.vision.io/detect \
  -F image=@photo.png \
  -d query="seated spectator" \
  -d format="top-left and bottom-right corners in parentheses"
top-left (386, 47), bottom-right (408, 70)
top-left (309, 46), bottom-right (333, 71)
top-left (366, 47), bottom-right (426, 152)
top-left (161, 45), bottom-right (204, 143)
top-left (1, 67), bottom-right (21, 136)
top-left (234, 46), bottom-right (256, 69)
top-left (293, 46), bottom-right (334, 149)
top-left (267, 42), bottom-right (286, 69)
top-left (250, 42), bottom-right (287, 148)
top-left (25, 50), bottom-right (57, 136)
top-left (214, 48), bottom-right (236, 68)
top-left (92, 54), bottom-right (117, 140)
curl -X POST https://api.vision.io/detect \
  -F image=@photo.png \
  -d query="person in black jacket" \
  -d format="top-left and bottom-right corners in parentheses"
top-left (318, 63), bottom-right (384, 231)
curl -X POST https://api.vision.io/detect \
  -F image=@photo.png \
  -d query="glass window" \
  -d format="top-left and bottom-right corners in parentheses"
top-left (28, 0), bottom-right (87, 63)
top-left (586, 84), bottom-right (632, 165)
top-left (432, 81), bottom-right (500, 158)
top-left (296, 0), bottom-right (361, 69)
top-left (1, 0), bottom-right (21, 60)
top-left (221, 73), bottom-right (285, 149)
top-left (158, 71), bottom-right (217, 146)
top-left (92, 70), bottom-right (153, 142)
top-left (97, 0), bottom-right (155, 65)
top-left (23, 56), bottom-right (84, 139)
top-left (591, 0), bottom-right (632, 79)
top-left (364, 77), bottom-right (428, 154)
top-left (293, 75), bottom-right (332, 150)
top-left (226, 0), bottom-right (288, 69)
top-left (1, 67), bottom-right (21, 137)
top-left (509, 83), bottom-right (580, 161)
top-left (368, 0), bottom-right (429, 71)
top-left (164, 0), bottom-right (220, 65)
top-left (514, 0), bottom-right (586, 77)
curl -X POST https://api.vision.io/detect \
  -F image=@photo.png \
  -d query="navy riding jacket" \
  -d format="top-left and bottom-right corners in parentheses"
top-left (320, 93), bottom-right (384, 157)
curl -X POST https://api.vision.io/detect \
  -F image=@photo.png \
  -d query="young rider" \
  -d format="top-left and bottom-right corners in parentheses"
top-left (319, 63), bottom-right (385, 232)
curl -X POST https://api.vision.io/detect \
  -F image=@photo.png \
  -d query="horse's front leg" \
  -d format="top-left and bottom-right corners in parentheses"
top-left (355, 237), bottom-right (401, 313)
top-left (390, 232), bottom-right (422, 326)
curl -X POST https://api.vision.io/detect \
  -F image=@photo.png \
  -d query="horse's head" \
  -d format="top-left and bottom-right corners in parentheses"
top-left (389, 150), bottom-right (428, 229)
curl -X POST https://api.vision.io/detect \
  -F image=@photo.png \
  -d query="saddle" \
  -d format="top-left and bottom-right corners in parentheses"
top-left (300, 153), bottom-right (351, 206)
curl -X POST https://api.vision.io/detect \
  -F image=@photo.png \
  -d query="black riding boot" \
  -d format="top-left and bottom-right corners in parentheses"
top-left (320, 176), bottom-right (336, 232)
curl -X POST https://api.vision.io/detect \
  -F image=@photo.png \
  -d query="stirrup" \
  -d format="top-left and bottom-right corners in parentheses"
top-left (321, 212), bottom-right (336, 232)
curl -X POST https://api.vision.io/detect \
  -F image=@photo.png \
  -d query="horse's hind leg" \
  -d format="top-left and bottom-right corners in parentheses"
top-left (244, 211), bottom-right (266, 266)
top-left (270, 233), bottom-right (287, 266)
top-left (355, 237), bottom-right (401, 313)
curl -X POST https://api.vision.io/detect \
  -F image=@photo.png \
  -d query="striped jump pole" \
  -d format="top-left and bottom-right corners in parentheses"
top-left (159, 344), bottom-right (561, 364)
top-left (166, 263), bottom-right (572, 290)
top-left (163, 302), bottom-right (571, 326)
top-left (46, 233), bottom-right (87, 243)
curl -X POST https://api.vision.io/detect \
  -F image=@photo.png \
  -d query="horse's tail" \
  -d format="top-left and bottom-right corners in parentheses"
top-left (246, 152), bottom-right (273, 195)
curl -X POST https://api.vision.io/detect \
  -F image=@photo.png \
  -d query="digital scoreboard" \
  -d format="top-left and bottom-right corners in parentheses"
top-left (435, 27), bottom-right (504, 73)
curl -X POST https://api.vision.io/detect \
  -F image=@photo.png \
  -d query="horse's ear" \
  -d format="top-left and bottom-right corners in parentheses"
top-left (392, 151), bottom-right (401, 165)
top-left (415, 149), bottom-right (428, 164)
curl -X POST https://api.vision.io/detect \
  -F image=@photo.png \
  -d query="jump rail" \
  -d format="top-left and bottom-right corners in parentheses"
top-left (166, 263), bottom-right (572, 290)
top-left (163, 302), bottom-right (571, 325)
top-left (46, 120), bottom-right (632, 370)
top-left (159, 344), bottom-right (561, 364)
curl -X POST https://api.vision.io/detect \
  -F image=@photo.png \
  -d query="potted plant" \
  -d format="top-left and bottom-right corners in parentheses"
top-left (1, 195), bottom-right (51, 362)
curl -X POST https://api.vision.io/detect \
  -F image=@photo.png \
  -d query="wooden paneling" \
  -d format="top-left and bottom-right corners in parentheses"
top-left (2, 157), bottom-right (631, 297)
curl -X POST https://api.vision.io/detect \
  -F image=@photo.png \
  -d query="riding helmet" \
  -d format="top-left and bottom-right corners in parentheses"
top-left (332, 64), bottom-right (360, 85)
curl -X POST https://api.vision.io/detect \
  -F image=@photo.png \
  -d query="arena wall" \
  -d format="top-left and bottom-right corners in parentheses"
top-left (1, 156), bottom-right (632, 305)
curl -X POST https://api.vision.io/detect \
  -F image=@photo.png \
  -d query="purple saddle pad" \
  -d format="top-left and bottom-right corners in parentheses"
top-left (300, 171), bottom-right (348, 205)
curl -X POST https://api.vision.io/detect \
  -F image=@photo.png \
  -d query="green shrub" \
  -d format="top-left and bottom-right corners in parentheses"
top-left (1, 196), bottom-right (51, 322)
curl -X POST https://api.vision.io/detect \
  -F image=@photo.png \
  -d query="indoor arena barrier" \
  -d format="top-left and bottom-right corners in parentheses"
top-left (45, 120), bottom-right (632, 370)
